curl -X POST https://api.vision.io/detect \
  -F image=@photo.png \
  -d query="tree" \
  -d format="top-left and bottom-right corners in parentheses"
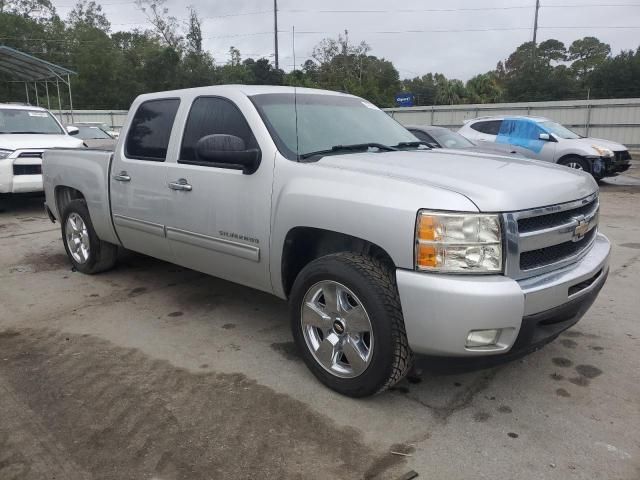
top-left (0, 0), bottom-right (56, 20)
top-left (589, 48), bottom-right (640, 98)
top-left (434, 75), bottom-right (467, 105)
top-left (135, 0), bottom-right (183, 50)
top-left (67, 0), bottom-right (110, 32)
top-left (569, 37), bottom-right (611, 79)
top-left (184, 6), bottom-right (202, 54)
top-left (538, 39), bottom-right (567, 64)
top-left (401, 74), bottom-right (436, 106)
top-left (466, 73), bottom-right (502, 104)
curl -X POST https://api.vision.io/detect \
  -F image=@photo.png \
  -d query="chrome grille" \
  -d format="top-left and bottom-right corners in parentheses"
top-left (503, 193), bottom-right (599, 279)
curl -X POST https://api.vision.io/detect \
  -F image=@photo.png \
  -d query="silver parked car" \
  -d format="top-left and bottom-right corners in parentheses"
top-left (406, 124), bottom-right (525, 158)
top-left (458, 115), bottom-right (632, 180)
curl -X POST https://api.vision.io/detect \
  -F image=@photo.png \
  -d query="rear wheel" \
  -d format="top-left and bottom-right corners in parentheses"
top-left (61, 199), bottom-right (118, 274)
top-left (289, 252), bottom-right (411, 397)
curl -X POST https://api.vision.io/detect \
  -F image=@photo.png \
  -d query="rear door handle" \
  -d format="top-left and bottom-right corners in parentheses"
top-left (168, 179), bottom-right (192, 191)
top-left (113, 171), bottom-right (131, 182)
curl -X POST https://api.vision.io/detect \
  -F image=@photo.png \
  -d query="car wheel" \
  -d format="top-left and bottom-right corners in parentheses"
top-left (61, 199), bottom-right (118, 274)
top-left (559, 156), bottom-right (591, 174)
top-left (289, 252), bottom-right (412, 397)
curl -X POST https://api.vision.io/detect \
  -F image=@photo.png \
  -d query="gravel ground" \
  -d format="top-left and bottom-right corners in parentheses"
top-left (0, 166), bottom-right (639, 480)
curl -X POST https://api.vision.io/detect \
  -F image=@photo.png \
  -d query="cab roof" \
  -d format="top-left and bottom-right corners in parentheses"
top-left (134, 84), bottom-right (356, 102)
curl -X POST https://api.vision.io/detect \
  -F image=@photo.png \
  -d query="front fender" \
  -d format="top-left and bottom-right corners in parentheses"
top-left (269, 159), bottom-right (478, 297)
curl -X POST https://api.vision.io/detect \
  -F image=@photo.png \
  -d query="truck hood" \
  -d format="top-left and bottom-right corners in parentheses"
top-left (560, 136), bottom-right (627, 153)
top-left (317, 149), bottom-right (597, 212)
top-left (0, 134), bottom-right (84, 150)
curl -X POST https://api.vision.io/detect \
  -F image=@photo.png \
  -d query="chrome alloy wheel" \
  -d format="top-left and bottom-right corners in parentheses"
top-left (566, 161), bottom-right (584, 170)
top-left (301, 280), bottom-right (374, 378)
top-left (65, 212), bottom-right (90, 264)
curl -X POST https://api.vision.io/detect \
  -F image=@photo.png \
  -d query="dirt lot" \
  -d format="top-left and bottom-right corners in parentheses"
top-left (1, 167), bottom-right (639, 480)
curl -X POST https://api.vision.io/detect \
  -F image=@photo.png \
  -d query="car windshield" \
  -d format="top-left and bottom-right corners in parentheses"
top-left (74, 126), bottom-right (112, 139)
top-left (0, 108), bottom-right (64, 134)
top-left (250, 93), bottom-right (417, 159)
top-left (539, 120), bottom-right (581, 139)
top-left (428, 129), bottom-right (475, 149)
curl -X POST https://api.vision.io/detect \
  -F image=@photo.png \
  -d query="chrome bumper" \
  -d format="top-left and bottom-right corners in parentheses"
top-left (396, 233), bottom-right (610, 356)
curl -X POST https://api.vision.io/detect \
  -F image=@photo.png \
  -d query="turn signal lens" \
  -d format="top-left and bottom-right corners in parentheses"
top-left (417, 244), bottom-right (437, 268)
top-left (417, 215), bottom-right (436, 241)
top-left (415, 211), bottom-right (503, 273)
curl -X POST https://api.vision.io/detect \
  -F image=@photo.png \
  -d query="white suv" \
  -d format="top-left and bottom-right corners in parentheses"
top-left (0, 104), bottom-right (84, 194)
top-left (458, 115), bottom-right (632, 180)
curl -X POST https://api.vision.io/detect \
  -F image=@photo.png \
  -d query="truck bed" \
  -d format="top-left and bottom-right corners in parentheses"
top-left (42, 148), bottom-right (120, 245)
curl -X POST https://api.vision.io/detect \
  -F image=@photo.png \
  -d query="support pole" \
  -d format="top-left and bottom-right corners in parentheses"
top-left (34, 82), bottom-right (39, 106)
top-left (67, 74), bottom-right (74, 123)
top-left (56, 79), bottom-right (63, 122)
top-left (25, 82), bottom-right (29, 104)
top-left (273, 0), bottom-right (279, 70)
top-left (532, 0), bottom-right (540, 62)
top-left (45, 81), bottom-right (51, 110)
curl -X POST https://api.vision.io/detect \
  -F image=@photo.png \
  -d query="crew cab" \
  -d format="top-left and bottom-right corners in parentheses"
top-left (43, 86), bottom-right (610, 397)
top-left (458, 115), bottom-right (632, 180)
top-left (0, 104), bottom-right (84, 194)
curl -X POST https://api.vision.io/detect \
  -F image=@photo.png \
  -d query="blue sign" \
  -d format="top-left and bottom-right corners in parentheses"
top-left (395, 93), bottom-right (414, 107)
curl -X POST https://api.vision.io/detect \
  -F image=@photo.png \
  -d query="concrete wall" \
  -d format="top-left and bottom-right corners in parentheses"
top-left (384, 98), bottom-right (640, 147)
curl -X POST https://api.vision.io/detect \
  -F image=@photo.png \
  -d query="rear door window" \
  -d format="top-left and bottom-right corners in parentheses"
top-left (470, 120), bottom-right (502, 135)
top-left (125, 98), bottom-right (180, 161)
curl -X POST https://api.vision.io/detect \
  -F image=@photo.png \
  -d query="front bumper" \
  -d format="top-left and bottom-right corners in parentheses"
top-left (0, 158), bottom-right (43, 194)
top-left (396, 232), bottom-right (610, 356)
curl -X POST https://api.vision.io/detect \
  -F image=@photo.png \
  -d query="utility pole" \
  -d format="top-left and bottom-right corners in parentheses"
top-left (532, 0), bottom-right (540, 63)
top-left (274, 0), bottom-right (279, 70)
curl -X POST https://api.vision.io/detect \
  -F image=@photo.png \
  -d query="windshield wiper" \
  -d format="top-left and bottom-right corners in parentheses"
top-left (392, 141), bottom-right (433, 149)
top-left (299, 142), bottom-right (397, 160)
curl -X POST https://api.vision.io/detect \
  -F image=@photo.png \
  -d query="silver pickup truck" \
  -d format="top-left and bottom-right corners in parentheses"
top-left (43, 85), bottom-right (610, 397)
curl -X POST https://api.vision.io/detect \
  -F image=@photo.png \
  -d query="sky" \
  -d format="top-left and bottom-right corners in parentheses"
top-left (50, 0), bottom-right (640, 81)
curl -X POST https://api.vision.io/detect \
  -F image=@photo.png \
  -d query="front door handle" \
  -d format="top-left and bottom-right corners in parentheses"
top-left (113, 171), bottom-right (131, 182)
top-left (168, 178), bottom-right (192, 191)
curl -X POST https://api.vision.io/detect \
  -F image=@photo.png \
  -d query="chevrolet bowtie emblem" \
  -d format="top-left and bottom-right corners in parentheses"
top-left (573, 218), bottom-right (590, 240)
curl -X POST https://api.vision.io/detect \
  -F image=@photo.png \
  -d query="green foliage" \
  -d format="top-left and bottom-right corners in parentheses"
top-left (0, 0), bottom-right (638, 109)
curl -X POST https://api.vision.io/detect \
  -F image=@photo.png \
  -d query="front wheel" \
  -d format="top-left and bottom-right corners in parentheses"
top-left (61, 199), bottom-right (118, 274)
top-left (558, 156), bottom-right (592, 175)
top-left (289, 253), bottom-right (411, 397)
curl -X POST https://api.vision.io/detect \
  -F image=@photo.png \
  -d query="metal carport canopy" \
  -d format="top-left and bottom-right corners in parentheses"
top-left (0, 45), bottom-right (75, 81)
top-left (0, 45), bottom-right (77, 120)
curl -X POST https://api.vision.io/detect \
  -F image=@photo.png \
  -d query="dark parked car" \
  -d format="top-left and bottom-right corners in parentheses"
top-left (407, 125), bottom-right (524, 158)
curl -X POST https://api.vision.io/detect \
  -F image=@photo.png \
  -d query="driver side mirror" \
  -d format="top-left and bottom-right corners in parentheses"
top-left (539, 133), bottom-right (554, 141)
top-left (66, 126), bottom-right (80, 136)
top-left (195, 134), bottom-right (261, 175)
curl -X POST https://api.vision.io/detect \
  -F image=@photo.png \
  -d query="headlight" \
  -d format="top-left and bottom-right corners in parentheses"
top-left (415, 211), bottom-right (503, 273)
top-left (0, 149), bottom-right (13, 159)
top-left (592, 145), bottom-right (613, 158)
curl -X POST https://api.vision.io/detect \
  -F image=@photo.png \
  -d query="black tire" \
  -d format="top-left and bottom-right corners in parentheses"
top-left (289, 252), bottom-right (412, 397)
top-left (558, 156), bottom-right (593, 176)
top-left (61, 199), bottom-right (118, 274)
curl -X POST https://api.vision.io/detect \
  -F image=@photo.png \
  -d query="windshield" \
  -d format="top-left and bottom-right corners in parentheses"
top-left (75, 125), bottom-right (112, 139)
top-left (250, 93), bottom-right (417, 159)
top-left (428, 129), bottom-right (475, 149)
top-left (0, 108), bottom-right (64, 134)
top-left (539, 120), bottom-right (581, 140)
